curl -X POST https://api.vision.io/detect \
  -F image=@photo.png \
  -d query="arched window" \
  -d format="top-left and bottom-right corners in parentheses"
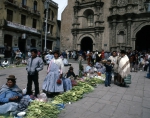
top-left (87, 15), bottom-right (94, 27)
top-left (118, 31), bottom-right (125, 43)
top-left (52, 11), bottom-right (54, 21)
top-left (33, 1), bottom-right (37, 11)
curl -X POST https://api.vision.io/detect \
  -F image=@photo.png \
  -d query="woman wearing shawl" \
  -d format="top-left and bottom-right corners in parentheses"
top-left (0, 75), bottom-right (22, 104)
top-left (43, 51), bottom-right (64, 94)
top-left (118, 50), bottom-right (130, 86)
top-left (0, 75), bottom-right (22, 114)
top-left (95, 62), bottom-right (106, 74)
top-left (62, 67), bottom-right (75, 91)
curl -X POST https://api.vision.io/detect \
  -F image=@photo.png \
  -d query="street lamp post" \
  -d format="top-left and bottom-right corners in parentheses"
top-left (44, 0), bottom-right (51, 51)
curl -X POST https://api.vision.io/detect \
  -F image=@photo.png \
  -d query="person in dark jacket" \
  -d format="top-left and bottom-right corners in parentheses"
top-left (26, 49), bottom-right (43, 97)
top-left (104, 60), bottom-right (113, 87)
top-left (66, 67), bottom-right (75, 78)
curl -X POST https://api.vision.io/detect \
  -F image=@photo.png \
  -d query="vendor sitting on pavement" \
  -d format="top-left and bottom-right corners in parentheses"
top-left (66, 66), bottom-right (75, 78)
top-left (0, 75), bottom-right (22, 105)
top-left (95, 61), bottom-right (106, 74)
top-left (2, 59), bottom-right (9, 68)
top-left (0, 75), bottom-right (22, 114)
top-left (85, 63), bottom-right (92, 73)
top-left (63, 67), bottom-right (75, 91)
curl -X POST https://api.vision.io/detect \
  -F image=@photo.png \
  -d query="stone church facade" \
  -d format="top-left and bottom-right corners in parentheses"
top-left (61, 0), bottom-right (150, 51)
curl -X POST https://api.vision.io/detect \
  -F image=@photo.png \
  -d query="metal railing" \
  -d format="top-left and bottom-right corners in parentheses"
top-left (4, 0), bottom-right (18, 6)
top-left (31, 8), bottom-right (40, 15)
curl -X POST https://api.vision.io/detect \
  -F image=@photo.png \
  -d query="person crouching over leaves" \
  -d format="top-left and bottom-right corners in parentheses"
top-left (42, 50), bottom-right (64, 97)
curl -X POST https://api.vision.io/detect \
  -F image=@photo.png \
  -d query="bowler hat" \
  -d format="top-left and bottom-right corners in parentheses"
top-left (6, 75), bottom-right (17, 80)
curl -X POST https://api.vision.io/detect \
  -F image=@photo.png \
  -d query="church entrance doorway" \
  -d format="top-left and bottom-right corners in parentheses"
top-left (136, 25), bottom-right (150, 51)
top-left (81, 37), bottom-right (93, 51)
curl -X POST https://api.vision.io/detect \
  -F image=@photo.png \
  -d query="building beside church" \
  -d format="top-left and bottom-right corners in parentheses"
top-left (0, 0), bottom-right (59, 57)
top-left (61, 0), bottom-right (150, 52)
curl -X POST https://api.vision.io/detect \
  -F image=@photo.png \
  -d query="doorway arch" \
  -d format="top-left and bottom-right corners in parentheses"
top-left (136, 25), bottom-right (150, 51)
top-left (31, 39), bottom-right (36, 48)
top-left (18, 37), bottom-right (26, 53)
top-left (81, 37), bottom-right (93, 51)
top-left (4, 34), bottom-right (12, 58)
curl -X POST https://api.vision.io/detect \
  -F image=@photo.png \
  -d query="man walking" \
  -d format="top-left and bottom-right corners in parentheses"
top-left (26, 49), bottom-right (43, 97)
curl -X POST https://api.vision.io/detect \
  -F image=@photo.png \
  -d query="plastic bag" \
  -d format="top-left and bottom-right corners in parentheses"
top-left (36, 93), bottom-right (47, 102)
top-left (22, 88), bottom-right (27, 95)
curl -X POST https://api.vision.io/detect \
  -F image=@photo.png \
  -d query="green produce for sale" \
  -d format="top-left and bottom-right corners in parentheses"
top-left (53, 82), bottom-right (94, 103)
top-left (85, 78), bottom-right (104, 86)
top-left (26, 101), bottom-right (60, 118)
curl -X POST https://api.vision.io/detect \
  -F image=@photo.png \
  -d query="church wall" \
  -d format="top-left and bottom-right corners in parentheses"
top-left (102, 0), bottom-right (111, 51)
top-left (61, 0), bottom-right (150, 52)
top-left (60, 0), bottom-right (75, 51)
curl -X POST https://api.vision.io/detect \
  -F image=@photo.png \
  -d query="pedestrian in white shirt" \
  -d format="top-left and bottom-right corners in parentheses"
top-left (2, 59), bottom-right (9, 68)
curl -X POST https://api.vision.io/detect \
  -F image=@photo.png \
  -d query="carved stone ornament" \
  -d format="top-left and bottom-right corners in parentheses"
top-left (132, 22), bottom-right (142, 29)
top-left (117, 0), bottom-right (127, 6)
top-left (119, 7), bottom-right (126, 14)
top-left (113, 8), bottom-right (117, 14)
top-left (127, 6), bottom-right (132, 12)
top-left (111, 0), bottom-right (117, 5)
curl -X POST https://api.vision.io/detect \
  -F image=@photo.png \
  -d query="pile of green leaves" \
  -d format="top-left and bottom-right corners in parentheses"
top-left (85, 78), bottom-right (104, 86)
top-left (26, 101), bottom-right (60, 118)
top-left (0, 116), bottom-right (12, 118)
top-left (54, 82), bottom-right (94, 103)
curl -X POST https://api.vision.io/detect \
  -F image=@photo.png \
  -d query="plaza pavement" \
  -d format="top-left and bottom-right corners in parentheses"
top-left (59, 71), bottom-right (150, 118)
top-left (0, 62), bottom-right (150, 118)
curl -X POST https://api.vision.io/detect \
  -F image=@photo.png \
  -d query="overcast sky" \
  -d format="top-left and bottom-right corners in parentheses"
top-left (53, 0), bottom-right (68, 20)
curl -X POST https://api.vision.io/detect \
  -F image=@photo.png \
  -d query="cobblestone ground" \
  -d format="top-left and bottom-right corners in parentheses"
top-left (59, 71), bottom-right (150, 118)
top-left (0, 62), bottom-right (150, 118)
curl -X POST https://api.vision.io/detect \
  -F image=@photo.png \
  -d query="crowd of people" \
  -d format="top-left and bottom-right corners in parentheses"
top-left (82, 49), bottom-right (150, 86)
top-left (0, 48), bottom-right (150, 115)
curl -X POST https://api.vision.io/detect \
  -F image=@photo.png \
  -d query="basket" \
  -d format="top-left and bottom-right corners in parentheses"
top-left (124, 74), bottom-right (131, 84)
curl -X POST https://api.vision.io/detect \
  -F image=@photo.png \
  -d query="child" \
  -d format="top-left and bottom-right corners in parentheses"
top-left (104, 60), bottom-right (113, 87)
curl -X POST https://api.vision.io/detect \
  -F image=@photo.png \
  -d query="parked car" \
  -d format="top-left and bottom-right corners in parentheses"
top-left (0, 47), bottom-right (5, 59)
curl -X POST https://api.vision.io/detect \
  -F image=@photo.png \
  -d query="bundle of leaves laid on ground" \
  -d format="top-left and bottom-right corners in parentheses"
top-left (84, 77), bottom-right (104, 86)
top-left (0, 116), bottom-right (12, 118)
top-left (53, 81), bottom-right (94, 104)
top-left (0, 77), bottom-right (105, 118)
top-left (25, 101), bottom-right (60, 118)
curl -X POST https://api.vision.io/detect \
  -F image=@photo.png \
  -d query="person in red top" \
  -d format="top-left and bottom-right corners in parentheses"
top-left (101, 50), bottom-right (105, 60)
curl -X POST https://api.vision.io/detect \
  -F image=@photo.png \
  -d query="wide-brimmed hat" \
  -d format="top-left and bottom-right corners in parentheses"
top-left (6, 75), bottom-right (17, 80)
